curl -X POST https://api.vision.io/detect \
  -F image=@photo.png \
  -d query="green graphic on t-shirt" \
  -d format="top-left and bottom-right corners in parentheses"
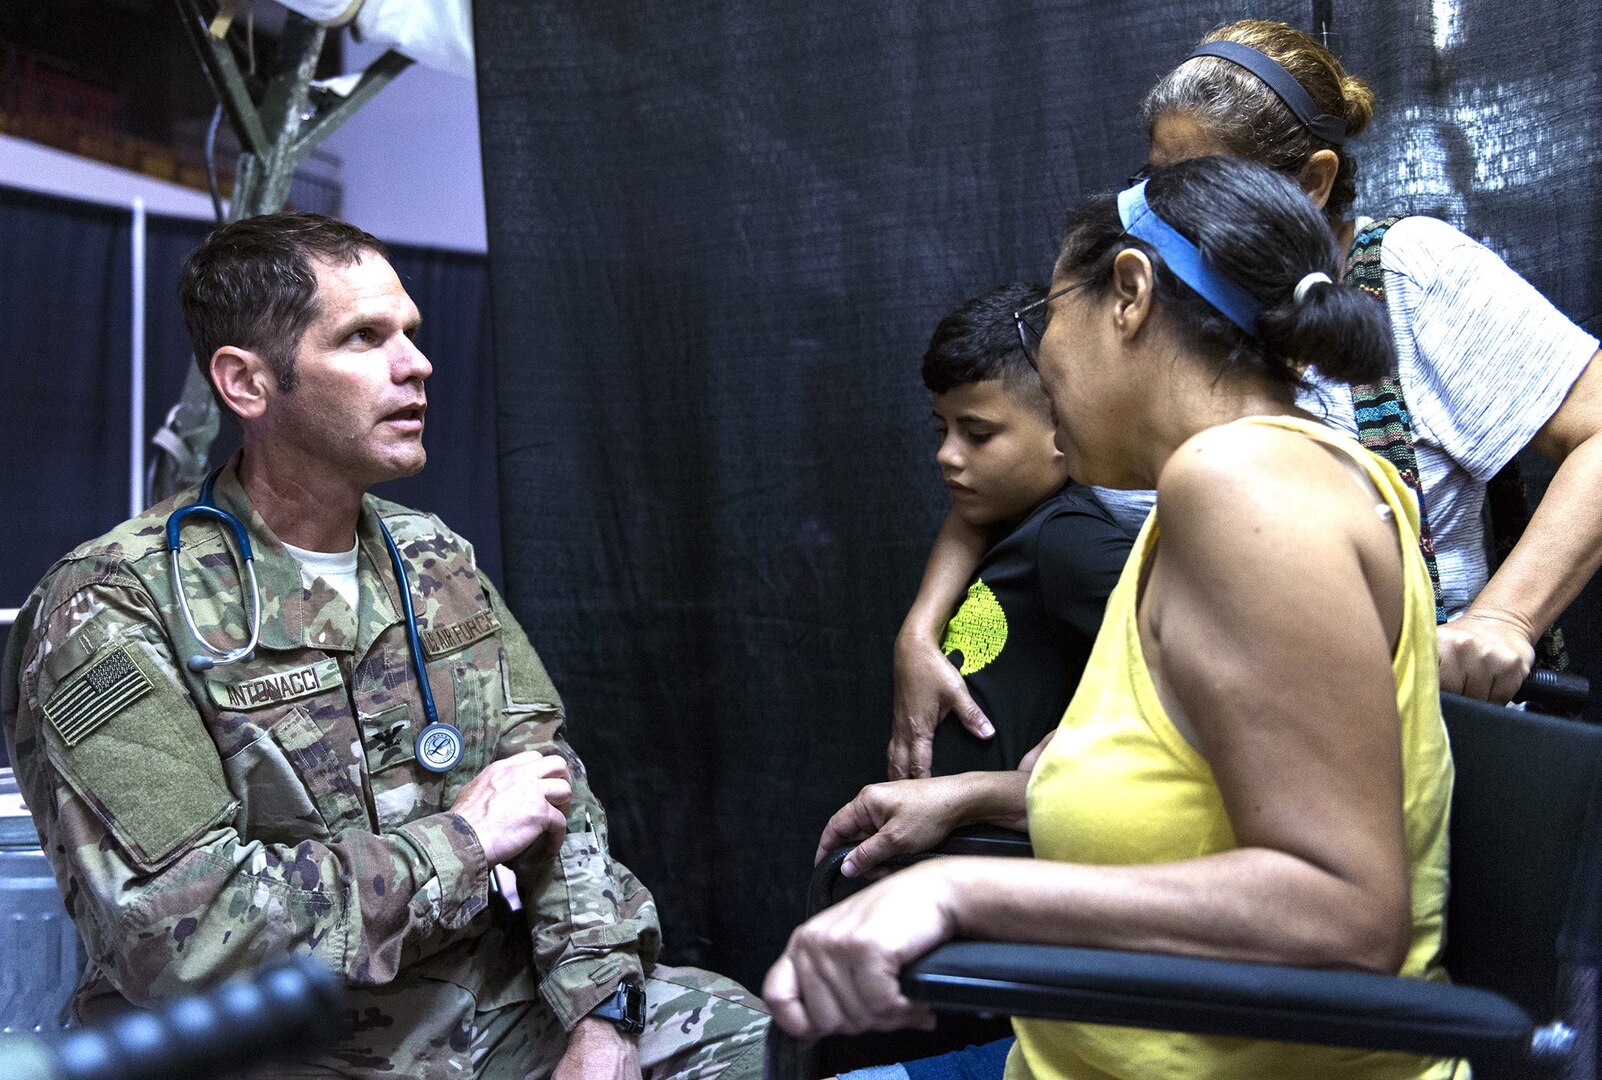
top-left (941, 579), bottom-right (1007, 676)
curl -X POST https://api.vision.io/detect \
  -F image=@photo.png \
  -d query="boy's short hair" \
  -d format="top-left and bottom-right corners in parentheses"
top-left (921, 282), bottom-right (1051, 414)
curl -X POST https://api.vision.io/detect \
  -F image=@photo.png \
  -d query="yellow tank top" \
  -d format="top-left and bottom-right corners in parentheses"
top-left (1009, 416), bottom-right (1462, 1080)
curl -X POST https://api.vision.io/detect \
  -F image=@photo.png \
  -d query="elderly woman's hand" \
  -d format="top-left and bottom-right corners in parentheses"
top-left (1437, 609), bottom-right (1536, 704)
top-left (889, 630), bottom-right (991, 781)
top-left (814, 770), bottom-right (1032, 878)
top-left (815, 777), bottom-right (969, 878)
top-left (763, 861), bottom-right (960, 1039)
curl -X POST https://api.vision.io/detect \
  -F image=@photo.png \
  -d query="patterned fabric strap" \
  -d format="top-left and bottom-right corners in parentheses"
top-left (1344, 216), bottom-right (1569, 670)
top-left (1344, 216), bottom-right (1448, 624)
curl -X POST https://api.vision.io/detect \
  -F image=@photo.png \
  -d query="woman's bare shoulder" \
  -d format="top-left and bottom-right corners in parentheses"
top-left (1155, 421), bottom-right (1375, 548)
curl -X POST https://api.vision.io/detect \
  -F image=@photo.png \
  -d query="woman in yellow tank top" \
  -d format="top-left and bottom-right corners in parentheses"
top-left (764, 155), bottom-right (1460, 1080)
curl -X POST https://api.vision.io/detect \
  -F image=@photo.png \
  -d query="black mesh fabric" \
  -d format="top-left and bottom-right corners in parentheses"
top-left (1340, 5), bottom-right (1602, 328)
top-left (478, 0), bottom-right (1602, 995)
top-left (476, 0), bottom-right (1309, 990)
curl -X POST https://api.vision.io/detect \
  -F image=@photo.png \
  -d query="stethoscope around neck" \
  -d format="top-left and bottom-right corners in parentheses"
top-left (166, 468), bottom-right (465, 773)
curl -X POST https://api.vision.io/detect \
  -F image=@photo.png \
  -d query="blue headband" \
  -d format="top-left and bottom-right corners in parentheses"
top-left (1186, 41), bottom-right (1348, 146)
top-left (1117, 180), bottom-right (1263, 336)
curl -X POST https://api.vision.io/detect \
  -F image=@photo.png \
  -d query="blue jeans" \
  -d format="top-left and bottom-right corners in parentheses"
top-left (840, 1036), bottom-right (1014, 1080)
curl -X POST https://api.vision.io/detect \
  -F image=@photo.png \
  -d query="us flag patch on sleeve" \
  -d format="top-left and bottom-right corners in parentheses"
top-left (43, 646), bottom-right (154, 746)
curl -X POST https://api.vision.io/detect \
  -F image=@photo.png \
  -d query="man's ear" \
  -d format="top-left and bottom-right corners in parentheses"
top-left (1296, 149), bottom-right (1340, 210)
top-left (210, 347), bottom-right (271, 420)
top-left (1109, 249), bottom-right (1155, 341)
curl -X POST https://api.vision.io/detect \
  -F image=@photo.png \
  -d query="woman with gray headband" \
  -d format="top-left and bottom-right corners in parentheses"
top-left (889, 18), bottom-right (1602, 780)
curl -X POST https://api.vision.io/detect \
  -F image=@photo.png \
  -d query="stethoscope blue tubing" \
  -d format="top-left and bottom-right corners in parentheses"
top-left (376, 512), bottom-right (442, 734)
top-left (167, 468), bottom-right (457, 770)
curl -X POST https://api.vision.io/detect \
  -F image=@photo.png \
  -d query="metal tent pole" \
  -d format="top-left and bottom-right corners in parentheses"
top-left (148, 1), bottom-right (412, 503)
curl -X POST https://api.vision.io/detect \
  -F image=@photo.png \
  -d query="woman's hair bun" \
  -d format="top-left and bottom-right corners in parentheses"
top-left (1339, 73), bottom-right (1375, 138)
top-left (1256, 277), bottom-right (1392, 386)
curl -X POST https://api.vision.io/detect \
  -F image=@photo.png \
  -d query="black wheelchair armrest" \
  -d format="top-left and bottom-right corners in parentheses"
top-left (901, 941), bottom-right (1534, 1063)
top-left (810, 826), bottom-right (1032, 915)
top-left (886, 824), bottom-right (1034, 864)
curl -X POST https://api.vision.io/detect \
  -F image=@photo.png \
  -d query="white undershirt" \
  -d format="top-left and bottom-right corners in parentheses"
top-left (281, 539), bottom-right (361, 612)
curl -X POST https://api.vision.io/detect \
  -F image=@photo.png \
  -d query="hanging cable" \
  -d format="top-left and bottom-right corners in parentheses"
top-left (205, 102), bottom-right (225, 221)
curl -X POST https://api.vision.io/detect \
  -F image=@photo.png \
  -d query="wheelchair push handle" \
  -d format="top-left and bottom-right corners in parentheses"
top-left (1518, 669), bottom-right (1590, 714)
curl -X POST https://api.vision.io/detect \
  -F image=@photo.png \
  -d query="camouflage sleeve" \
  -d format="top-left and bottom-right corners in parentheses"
top-left (4, 577), bottom-right (491, 1008)
top-left (483, 579), bottom-right (664, 1031)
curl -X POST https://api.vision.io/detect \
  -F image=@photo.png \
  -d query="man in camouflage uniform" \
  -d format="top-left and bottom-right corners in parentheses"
top-left (0, 212), bottom-right (767, 1078)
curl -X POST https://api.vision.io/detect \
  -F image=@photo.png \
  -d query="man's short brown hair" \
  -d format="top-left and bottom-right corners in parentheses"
top-left (178, 211), bottom-right (388, 392)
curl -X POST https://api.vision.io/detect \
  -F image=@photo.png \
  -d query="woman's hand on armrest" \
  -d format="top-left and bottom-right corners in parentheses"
top-left (765, 859), bottom-right (958, 1039)
top-left (815, 772), bottom-right (1030, 878)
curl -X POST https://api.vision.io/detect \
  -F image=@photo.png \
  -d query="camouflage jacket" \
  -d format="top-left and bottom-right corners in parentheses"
top-left (0, 462), bottom-right (661, 1035)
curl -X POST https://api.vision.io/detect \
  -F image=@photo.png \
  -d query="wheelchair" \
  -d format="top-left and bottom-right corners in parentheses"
top-left (769, 689), bottom-right (1602, 1080)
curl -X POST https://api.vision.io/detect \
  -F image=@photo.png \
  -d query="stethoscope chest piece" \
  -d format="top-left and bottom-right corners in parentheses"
top-left (416, 722), bottom-right (465, 773)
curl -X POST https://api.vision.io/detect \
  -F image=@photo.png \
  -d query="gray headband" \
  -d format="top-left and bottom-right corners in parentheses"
top-left (1186, 41), bottom-right (1348, 146)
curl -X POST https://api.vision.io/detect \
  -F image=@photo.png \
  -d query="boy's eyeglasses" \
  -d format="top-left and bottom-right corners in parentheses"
top-left (1014, 281), bottom-right (1090, 369)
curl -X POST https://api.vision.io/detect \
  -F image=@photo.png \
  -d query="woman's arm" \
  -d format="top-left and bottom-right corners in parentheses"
top-left (767, 426), bottom-right (1416, 1039)
top-left (1374, 220), bottom-right (1599, 701)
top-left (888, 509), bottom-right (992, 779)
top-left (1051, 426), bottom-right (1412, 972)
top-left (1440, 351), bottom-right (1602, 701)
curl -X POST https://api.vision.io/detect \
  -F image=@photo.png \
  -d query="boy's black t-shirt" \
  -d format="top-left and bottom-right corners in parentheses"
top-left (932, 482), bottom-right (1135, 775)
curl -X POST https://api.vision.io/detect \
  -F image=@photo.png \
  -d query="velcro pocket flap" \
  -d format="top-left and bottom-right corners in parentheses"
top-left (559, 831), bottom-right (623, 932)
top-left (40, 615), bottom-right (119, 690)
top-left (272, 704), bottom-right (370, 832)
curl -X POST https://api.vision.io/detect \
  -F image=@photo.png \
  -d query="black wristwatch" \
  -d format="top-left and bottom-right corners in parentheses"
top-left (589, 980), bottom-right (646, 1035)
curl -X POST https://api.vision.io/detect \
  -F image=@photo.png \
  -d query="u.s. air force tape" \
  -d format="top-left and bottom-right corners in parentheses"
top-left (415, 722), bottom-right (465, 773)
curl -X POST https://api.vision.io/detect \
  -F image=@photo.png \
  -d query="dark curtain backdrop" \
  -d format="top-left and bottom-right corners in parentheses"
top-left (478, 0), bottom-right (1602, 995)
top-left (0, 191), bottom-right (499, 767)
top-left (476, 0), bottom-right (1312, 992)
top-left (0, 188), bottom-right (133, 770)
top-left (0, 189), bottom-right (133, 609)
top-left (373, 244), bottom-right (503, 584)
